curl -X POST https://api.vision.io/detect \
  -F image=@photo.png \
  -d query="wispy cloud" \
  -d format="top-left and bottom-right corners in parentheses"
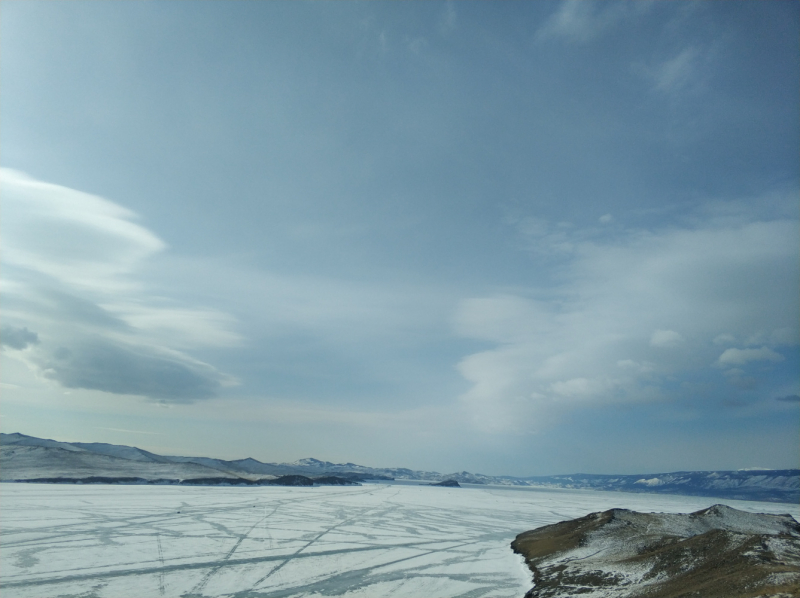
top-left (1, 169), bottom-right (164, 292)
top-left (440, 2), bottom-right (457, 35)
top-left (717, 346), bottom-right (784, 367)
top-left (98, 427), bottom-right (162, 435)
top-left (650, 47), bottom-right (699, 93)
top-left (536, 1), bottom-right (651, 44)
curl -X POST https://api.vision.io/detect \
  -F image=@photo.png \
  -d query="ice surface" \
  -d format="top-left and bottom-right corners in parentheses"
top-left (1, 482), bottom-right (797, 598)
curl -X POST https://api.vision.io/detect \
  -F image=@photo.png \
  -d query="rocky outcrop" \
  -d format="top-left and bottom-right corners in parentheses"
top-left (512, 505), bottom-right (800, 598)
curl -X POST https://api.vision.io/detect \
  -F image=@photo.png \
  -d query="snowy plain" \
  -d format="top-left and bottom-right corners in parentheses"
top-left (1, 482), bottom-right (797, 598)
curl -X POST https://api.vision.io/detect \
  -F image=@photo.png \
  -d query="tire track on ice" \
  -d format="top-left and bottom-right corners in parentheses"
top-left (245, 487), bottom-right (401, 591)
top-left (187, 502), bottom-right (284, 595)
top-left (234, 536), bottom-right (500, 598)
top-left (0, 539), bottom-right (456, 590)
top-left (156, 534), bottom-right (166, 596)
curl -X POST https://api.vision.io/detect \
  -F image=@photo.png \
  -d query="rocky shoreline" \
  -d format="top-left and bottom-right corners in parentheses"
top-left (512, 505), bottom-right (800, 598)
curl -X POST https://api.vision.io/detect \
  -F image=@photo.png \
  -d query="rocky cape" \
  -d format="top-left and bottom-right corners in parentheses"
top-left (1, 433), bottom-right (797, 502)
top-left (512, 504), bottom-right (800, 598)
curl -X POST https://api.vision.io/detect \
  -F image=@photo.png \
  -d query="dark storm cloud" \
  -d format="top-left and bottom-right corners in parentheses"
top-left (40, 339), bottom-right (222, 402)
top-left (0, 325), bottom-right (40, 350)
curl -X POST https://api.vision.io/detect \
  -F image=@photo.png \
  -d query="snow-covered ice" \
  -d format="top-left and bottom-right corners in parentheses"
top-left (1, 482), bottom-right (797, 598)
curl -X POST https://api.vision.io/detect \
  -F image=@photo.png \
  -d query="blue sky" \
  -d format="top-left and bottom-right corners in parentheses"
top-left (1, 1), bottom-right (798, 475)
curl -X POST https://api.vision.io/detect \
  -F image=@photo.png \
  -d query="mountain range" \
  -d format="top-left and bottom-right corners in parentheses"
top-left (1, 432), bottom-right (797, 502)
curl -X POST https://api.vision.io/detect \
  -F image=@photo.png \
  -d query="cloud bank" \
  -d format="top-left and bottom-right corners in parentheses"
top-left (1, 169), bottom-right (238, 402)
top-left (454, 200), bottom-right (799, 432)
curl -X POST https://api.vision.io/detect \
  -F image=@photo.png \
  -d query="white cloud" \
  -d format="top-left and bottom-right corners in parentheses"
top-left (1, 168), bottom-right (165, 291)
top-left (599, 214), bottom-right (613, 224)
top-left (454, 202), bottom-right (799, 431)
top-left (717, 346), bottom-right (784, 367)
top-left (650, 329), bottom-right (684, 348)
top-left (101, 302), bottom-right (242, 349)
top-left (0, 170), bottom-right (240, 402)
top-left (549, 377), bottom-right (614, 399)
top-left (453, 295), bottom-right (556, 345)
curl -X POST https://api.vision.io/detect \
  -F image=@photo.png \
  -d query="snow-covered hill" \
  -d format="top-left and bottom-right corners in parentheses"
top-left (0, 444), bottom-right (240, 481)
top-left (1, 432), bottom-right (86, 452)
top-left (70, 442), bottom-right (173, 463)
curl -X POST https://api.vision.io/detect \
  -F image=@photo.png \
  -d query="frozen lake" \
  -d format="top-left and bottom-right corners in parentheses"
top-left (1, 482), bottom-right (797, 598)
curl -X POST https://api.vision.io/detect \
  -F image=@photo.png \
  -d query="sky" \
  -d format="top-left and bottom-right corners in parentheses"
top-left (1, 1), bottom-right (798, 476)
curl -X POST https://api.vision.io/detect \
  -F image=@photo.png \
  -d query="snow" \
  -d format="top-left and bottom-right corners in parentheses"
top-left (0, 433), bottom-right (86, 453)
top-left (634, 477), bottom-right (664, 486)
top-left (70, 443), bottom-right (168, 463)
top-left (1, 482), bottom-right (797, 598)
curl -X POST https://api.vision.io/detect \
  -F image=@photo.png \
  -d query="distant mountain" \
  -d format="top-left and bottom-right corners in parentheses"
top-left (70, 442), bottom-right (174, 463)
top-left (1, 432), bottom-right (86, 452)
top-left (0, 444), bottom-right (239, 481)
top-left (1, 432), bottom-right (797, 502)
top-left (519, 471), bottom-right (800, 503)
